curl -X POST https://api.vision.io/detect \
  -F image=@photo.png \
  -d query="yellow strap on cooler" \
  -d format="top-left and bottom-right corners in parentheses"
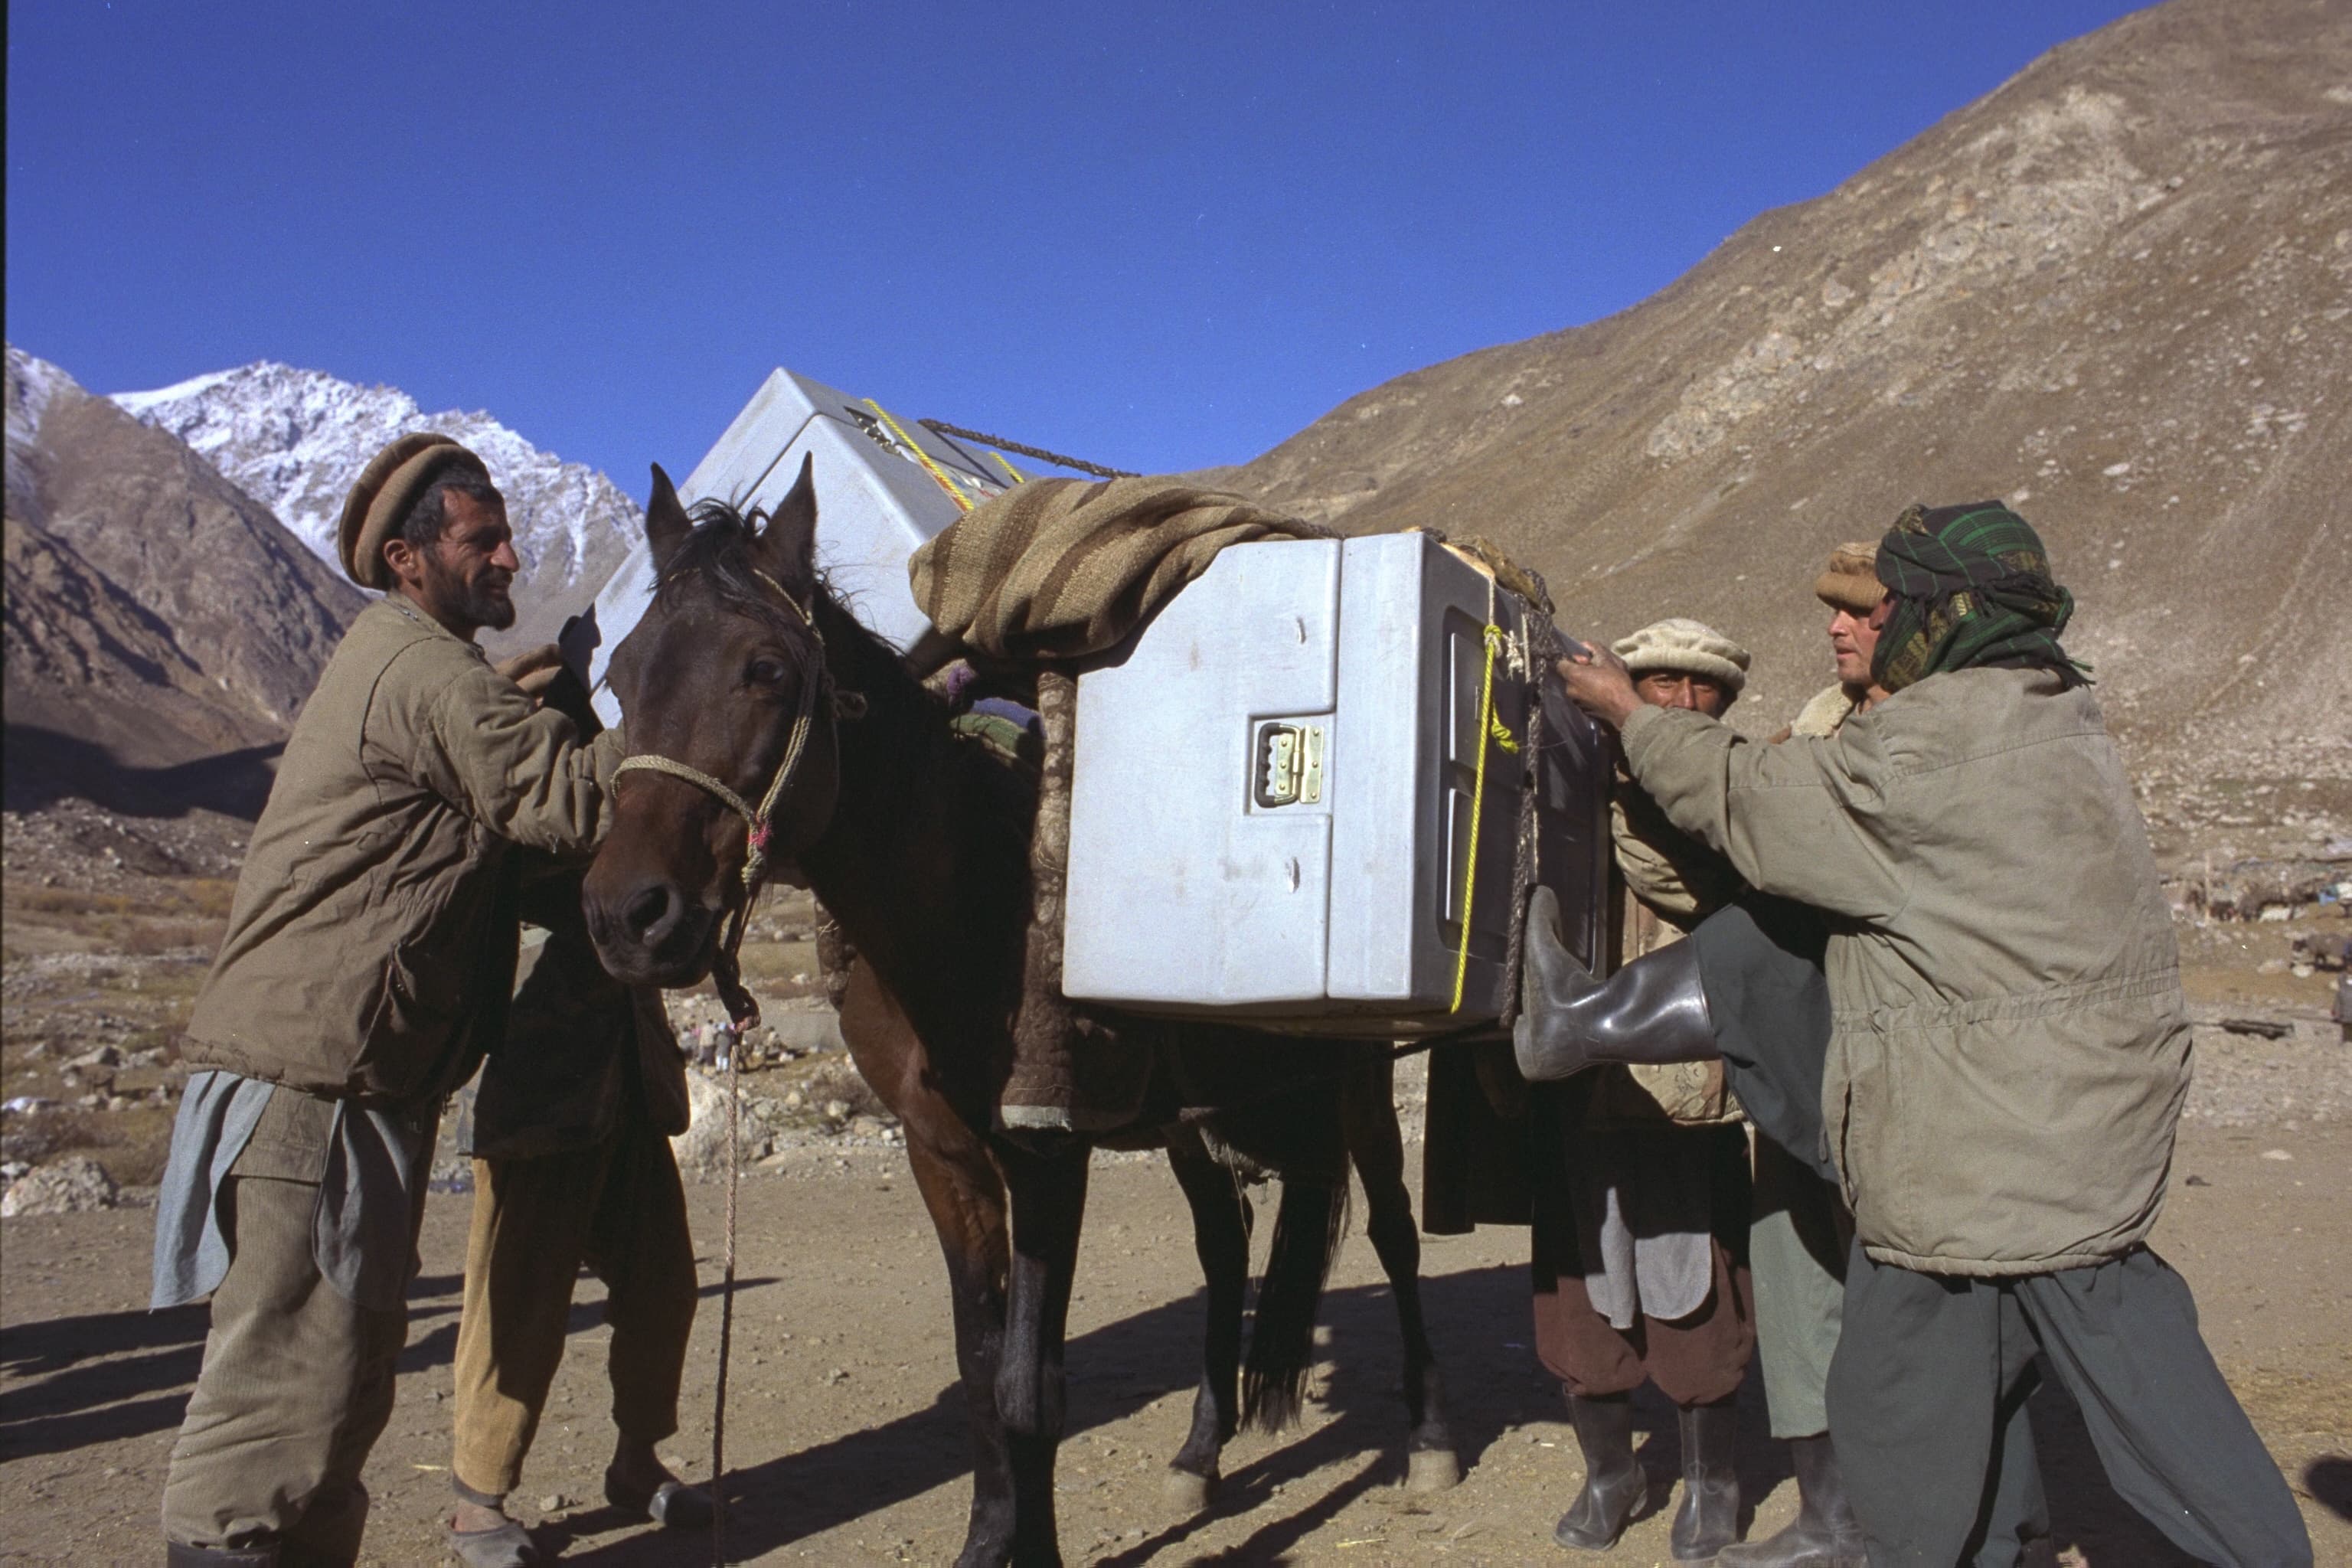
top-left (866, 399), bottom-right (973, 511)
top-left (1449, 621), bottom-right (1510, 1013)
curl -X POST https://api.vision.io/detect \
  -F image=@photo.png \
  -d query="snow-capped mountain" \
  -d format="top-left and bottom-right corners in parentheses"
top-left (7, 343), bottom-right (366, 794)
top-left (5, 348), bottom-right (77, 524)
top-left (113, 361), bottom-right (642, 648)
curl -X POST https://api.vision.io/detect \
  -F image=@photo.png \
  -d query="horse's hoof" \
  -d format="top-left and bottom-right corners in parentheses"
top-left (1162, 1465), bottom-right (1217, 1512)
top-left (1406, 1448), bottom-right (1462, 1492)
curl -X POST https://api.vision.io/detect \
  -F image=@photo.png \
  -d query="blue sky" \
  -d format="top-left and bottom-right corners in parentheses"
top-left (6, 1), bottom-right (2150, 498)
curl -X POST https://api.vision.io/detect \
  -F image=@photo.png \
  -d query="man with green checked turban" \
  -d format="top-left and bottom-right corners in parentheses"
top-left (1524, 502), bottom-right (2310, 1567)
top-left (1870, 501), bottom-right (2086, 694)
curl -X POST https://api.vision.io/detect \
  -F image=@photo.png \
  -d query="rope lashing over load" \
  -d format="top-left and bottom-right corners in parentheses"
top-left (865, 400), bottom-right (975, 512)
top-left (918, 417), bottom-right (1140, 481)
top-left (1448, 609), bottom-right (1525, 1014)
top-left (609, 564), bottom-right (864, 1566)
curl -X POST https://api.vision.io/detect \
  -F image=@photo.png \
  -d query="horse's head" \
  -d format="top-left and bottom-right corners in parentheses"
top-left (583, 454), bottom-right (842, 989)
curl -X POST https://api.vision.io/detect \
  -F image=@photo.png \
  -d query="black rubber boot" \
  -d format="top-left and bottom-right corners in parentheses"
top-left (165, 1544), bottom-right (279, 1567)
top-left (1553, 1393), bottom-right (1648, 1551)
top-left (1716, 1434), bottom-right (1867, 1567)
top-left (1516, 887), bottom-right (1718, 1083)
top-left (1671, 1400), bottom-right (1742, 1561)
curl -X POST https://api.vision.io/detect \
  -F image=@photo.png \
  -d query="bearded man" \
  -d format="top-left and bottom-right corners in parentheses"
top-left (152, 436), bottom-right (625, 1567)
top-left (1524, 502), bottom-right (2310, 1567)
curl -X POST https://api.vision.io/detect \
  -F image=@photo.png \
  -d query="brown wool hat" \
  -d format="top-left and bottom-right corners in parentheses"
top-left (336, 433), bottom-right (492, 590)
top-left (1815, 540), bottom-right (1884, 614)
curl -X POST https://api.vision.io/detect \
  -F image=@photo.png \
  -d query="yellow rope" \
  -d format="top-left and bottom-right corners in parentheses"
top-left (1450, 622), bottom-right (1508, 1012)
top-left (866, 399), bottom-right (973, 511)
top-left (991, 449), bottom-right (1027, 485)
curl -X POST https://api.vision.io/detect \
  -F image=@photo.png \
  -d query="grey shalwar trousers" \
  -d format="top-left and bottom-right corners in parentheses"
top-left (1749, 1134), bottom-right (1848, 1439)
top-left (1830, 1242), bottom-right (2311, 1568)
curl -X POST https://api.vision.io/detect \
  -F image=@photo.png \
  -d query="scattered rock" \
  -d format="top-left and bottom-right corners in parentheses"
top-left (2259, 1148), bottom-right (2293, 1161)
top-left (1, 1155), bottom-right (119, 1217)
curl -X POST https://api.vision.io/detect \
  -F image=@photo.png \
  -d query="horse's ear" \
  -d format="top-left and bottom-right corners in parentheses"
top-left (645, 463), bottom-right (692, 570)
top-left (753, 452), bottom-right (818, 594)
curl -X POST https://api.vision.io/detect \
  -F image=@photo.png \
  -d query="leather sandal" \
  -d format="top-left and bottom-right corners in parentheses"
top-left (445, 1516), bottom-right (539, 1568)
top-left (604, 1467), bottom-right (714, 1530)
top-left (446, 1478), bottom-right (541, 1568)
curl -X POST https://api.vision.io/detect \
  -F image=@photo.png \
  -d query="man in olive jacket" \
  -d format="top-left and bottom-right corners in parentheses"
top-left (152, 435), bottom-right (626, 1568)
top-left (1544, 503), bottom-right (2308, 1567)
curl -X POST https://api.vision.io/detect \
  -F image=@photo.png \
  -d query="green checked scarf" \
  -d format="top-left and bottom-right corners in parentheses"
top-left (1871, 501), bottom-right (2089, 693)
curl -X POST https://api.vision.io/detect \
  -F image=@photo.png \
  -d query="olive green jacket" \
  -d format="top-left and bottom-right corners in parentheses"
top-left (185, 598), bottom-right (625, 1105)
top-left (1622, 667), bottom-right (2190, 1276)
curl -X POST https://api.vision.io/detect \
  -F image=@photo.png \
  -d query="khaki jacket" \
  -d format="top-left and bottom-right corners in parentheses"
top-left (1622, 668), bottom-right (2190, 1276)
top-left (185, 598), bottom-right (624, 1104)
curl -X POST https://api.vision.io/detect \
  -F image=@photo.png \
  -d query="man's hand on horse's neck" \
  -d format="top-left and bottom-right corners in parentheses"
top-left (381, 490), bottom-right (521, 643)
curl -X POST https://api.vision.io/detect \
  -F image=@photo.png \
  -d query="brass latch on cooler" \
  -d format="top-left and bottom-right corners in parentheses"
top-left (1254, 722), bottom-right (1326, 808)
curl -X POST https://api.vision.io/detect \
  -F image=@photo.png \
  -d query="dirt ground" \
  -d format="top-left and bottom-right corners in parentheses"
top-left (3, 828), bottom-right (2348, 1565)
top-left (1, 1117), bottom-right (2347, 1566)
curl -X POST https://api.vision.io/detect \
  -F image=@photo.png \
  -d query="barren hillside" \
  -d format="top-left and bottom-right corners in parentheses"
top-left (1217, 0), bottom-right (2351, 789)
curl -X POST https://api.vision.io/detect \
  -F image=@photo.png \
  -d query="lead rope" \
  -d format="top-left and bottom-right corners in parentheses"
top-left (712, 1028), bottom-right (740, 1567)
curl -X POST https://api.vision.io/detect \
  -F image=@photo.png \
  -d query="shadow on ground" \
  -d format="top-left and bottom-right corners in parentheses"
top-left (0, 1271), bottom-right (777, 1463)
top-left (0, 1257), bottom-right (2270, 1563)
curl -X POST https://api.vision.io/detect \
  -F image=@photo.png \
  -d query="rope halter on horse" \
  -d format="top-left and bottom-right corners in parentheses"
top-left (611, 567), bottom-right (864, 1031)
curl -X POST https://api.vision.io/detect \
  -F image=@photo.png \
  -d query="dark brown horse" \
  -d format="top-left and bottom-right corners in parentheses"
top-left (583, 462), bottom-right (1456, 1567)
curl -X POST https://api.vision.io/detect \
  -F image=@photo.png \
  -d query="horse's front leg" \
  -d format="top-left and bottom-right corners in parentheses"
top-left (841, 964), bottom-right (1019, 1567)
top-left (993, 1132), bottom-right (1092, 1568)
top-left (1162, 1125), bottom-right (1251, 1510)
top-left (1346, 1054), bottom-right (1462, 1491)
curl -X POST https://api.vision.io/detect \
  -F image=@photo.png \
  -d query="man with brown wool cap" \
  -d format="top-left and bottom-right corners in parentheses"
top-left (151, 435), bottom-right (626, 1567)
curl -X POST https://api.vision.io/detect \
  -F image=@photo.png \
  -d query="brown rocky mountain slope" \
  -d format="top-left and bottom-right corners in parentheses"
top-left (1214, 0), bottom-right (2350, 784)
top-left (5, 350), bottom-right (364, 812)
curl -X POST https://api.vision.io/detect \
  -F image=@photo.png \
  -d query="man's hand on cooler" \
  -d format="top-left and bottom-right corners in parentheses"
top-left (1557, 637), bottom-right (1642, 730)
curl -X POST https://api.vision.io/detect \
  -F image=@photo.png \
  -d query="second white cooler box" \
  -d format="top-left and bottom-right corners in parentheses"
top-left (1061, 531), bottom-right (1612, 1032)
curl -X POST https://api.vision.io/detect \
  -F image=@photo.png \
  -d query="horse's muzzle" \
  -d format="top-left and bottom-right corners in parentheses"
top-left (586, 877), bottom-right (720, 988)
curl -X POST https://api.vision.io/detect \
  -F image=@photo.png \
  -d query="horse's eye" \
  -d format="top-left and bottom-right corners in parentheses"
top-left (748, 658), bottom-right (789, 686)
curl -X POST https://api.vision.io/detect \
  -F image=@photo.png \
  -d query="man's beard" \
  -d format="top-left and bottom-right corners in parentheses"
top-left (425, 557), bottom-right (516, 633)
top-left (466, 577), bottom-right (518, 632)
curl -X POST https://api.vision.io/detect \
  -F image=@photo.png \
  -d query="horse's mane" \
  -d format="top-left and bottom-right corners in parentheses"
top-left (655, 498), bottom-right (1019, 808)
top-left (653, 498), bottom-right (820, 639)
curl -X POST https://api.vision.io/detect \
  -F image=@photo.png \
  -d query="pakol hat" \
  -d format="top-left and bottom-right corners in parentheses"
top-left (1612, 617), bottom-right (1750, 697)
top-left (337, 433), bottom-right (492, 590)
top-left (1815, 540), bottom-right (1883, 614)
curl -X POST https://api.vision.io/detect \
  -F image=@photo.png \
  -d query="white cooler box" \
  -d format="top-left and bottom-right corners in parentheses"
top-left (1062, 532), bottom-right (1613, 1032)
top-left (571, 367), bottom-right (1014, 726)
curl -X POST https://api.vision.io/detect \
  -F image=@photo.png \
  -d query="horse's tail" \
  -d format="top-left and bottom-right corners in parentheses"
top-left (1240, 1177), bottom-right (1350, 1432)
